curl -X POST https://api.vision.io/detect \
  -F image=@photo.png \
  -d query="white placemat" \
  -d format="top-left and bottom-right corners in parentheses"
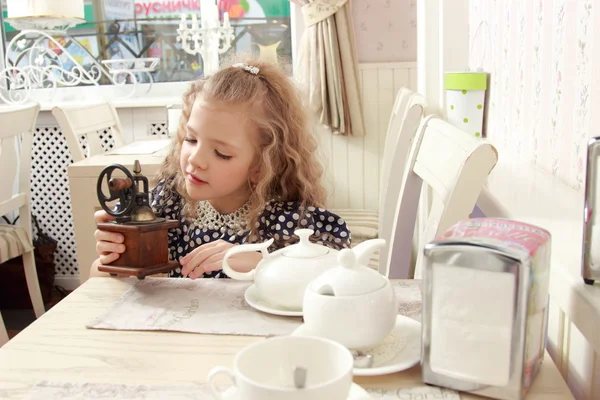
top-left (87, 279), bottom-right (422, 336)
top-left (367, 386), bottom-right (459, 399)
top-left (24, 381), bottom-right (211, 400)
top-left (24, 381), bottom-right (459, 400)
top-left (86, 279), bottom-right (302, 336)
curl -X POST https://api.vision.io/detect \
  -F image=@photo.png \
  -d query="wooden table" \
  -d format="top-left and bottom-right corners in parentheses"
top-left (0, 278), bottom-right (574, 399)
top-left (67, 142), bottom-right (169, 284)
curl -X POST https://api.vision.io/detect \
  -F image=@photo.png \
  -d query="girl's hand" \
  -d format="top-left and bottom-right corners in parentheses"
top-left (94, 210), bottom-right (125, 265)
top-left (180, 239), bottom-right (262, 279)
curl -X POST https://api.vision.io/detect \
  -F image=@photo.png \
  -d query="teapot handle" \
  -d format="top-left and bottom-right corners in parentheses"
top-left (221, 239), bottom-right (274, 280)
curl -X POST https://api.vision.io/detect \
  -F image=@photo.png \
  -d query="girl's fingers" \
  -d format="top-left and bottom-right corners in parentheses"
top-left (94, 228), bottom-right (125, 257)
top-left (179, 248), bottom-right (197, 266)
top-left (96, 241), bottom-right (126, 256)
top-left (94, 210), bottom-right (116, 224)
top-left (187, 265), bottom-right (206, 279)
top-left (200, 252), bottom-right (224, 269)
top-left (187, 251), bottom-right (226, 278)
top-left (182, 244), bottom-right (224, 276)
top-left (187, 269), bottom-right (200, 279)
top-left (202, 262), bottom-right (224, 272)
top-left (180, 258), bottom-right (197, 276)
top-left (182, 261), bottom-right (200, 278)
top-left (180, 245), bottom-right (202, 266)
top-left (180, 239), bottom-right (221, 265)
top-left (95, 229), bottom-right (124, 244)
top-left (99, 252), bottom-right (120, 265)
top-left (198, 251), bottom-right (227, 273)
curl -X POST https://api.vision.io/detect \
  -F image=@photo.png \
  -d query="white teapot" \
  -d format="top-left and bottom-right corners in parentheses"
top-left (221, 229), bottom-right (339, 310)
top-left (302, 239), bottom-right (398, 350)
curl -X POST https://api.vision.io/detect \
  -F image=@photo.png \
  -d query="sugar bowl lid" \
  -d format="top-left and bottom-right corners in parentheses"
top-left (309, 239), bottom-right (387, 296)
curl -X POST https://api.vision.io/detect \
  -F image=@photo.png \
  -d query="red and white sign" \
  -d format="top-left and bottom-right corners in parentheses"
top-left (135, 0), bottom-right (201, 17)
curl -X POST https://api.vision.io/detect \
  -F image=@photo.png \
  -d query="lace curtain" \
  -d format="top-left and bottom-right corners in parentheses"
top-left (291, 0), bottom-right (365, 136)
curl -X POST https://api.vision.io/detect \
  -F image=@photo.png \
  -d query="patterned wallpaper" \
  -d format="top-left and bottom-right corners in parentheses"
top-left (470, 0), bottom-right (598, 191)
top-left (351, 0), bottom-right (417, 63)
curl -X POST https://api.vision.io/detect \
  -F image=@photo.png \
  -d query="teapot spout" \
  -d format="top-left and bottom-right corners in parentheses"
top-left (352, 238), bottom-right (386, 267)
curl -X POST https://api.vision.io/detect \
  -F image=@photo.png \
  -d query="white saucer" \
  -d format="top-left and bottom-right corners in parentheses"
top-left (221, 382), bottom-right (371, 399)
top-left (244, 284), bottom-right (303, 317)
top-left (292, 315), bottom-right (421, 376)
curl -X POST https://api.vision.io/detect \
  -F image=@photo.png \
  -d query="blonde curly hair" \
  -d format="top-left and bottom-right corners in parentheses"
top-left (156, 57), bottom-right (327, 240)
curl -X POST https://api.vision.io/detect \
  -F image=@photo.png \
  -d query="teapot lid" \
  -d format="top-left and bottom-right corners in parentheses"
top-left (282, 229), bottom-right (329, 259)
top-left (309, 247), bottom-right (387, 296)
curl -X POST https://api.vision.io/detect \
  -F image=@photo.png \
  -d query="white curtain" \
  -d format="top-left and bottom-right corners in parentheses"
top-left (293, 0), bottom-right (365, 136)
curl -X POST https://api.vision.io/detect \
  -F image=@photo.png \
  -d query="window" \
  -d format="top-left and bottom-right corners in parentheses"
top-left (0, 0), bottom-right (292, 86)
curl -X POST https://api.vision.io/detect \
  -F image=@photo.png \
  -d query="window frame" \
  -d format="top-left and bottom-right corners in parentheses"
top-left (0, 1), bottom-right (306, 107)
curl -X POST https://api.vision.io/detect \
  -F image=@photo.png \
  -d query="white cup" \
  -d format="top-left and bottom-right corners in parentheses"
top-left (207, 336), bottom-right (353, 400)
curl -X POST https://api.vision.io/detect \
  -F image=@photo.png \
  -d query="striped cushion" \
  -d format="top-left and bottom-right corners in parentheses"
top-left (0, 224), bottom-right (33, 264)
top-left (332, 208), bottom-right (379, 240)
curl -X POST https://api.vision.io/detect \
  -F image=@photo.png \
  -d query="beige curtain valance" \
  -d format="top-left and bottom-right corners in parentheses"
top-left (301, 0), bottom-right (347, 26)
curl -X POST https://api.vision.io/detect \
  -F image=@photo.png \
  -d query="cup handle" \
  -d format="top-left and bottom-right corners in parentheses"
top-left (207, 366), bottom-right (237, 399)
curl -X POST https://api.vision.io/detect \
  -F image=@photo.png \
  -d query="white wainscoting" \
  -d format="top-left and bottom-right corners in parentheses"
top-left (317, 62), bottom-right (418, 210)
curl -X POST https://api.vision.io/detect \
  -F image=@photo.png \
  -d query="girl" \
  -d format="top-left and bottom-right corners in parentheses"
top-left (91, 58), bottom-right (351, 279)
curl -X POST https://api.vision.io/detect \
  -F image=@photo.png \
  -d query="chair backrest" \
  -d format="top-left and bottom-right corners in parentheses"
top-left (0, 103), bottom-right (41, 237)
top-left (379, 87), bottom-right (412, 208)
top-left (378, 92), bottom-right (427, 270)
top-left (52, 102), bottom-right (126, 163)
top-left (166, 104), bottom-right (183, 137)
top-left (383, 115), bottom-right (498, 278)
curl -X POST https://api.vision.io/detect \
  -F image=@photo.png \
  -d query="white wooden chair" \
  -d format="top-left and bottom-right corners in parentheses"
top-left (0, 103), bottom-right (45, 346)
top-left (333, 88), bottom-right (426, 268)
top-left (384, 115), bottom-right (498, 279)
top-left (166, 104), bottom-right (183, 137)
top-left (379, 87), bottom-right (414, 205)
top-left (377, 92), bottom-right (427, 270)
top-left (51, 102), bottom-right (126, 162)
top-left (0, 313), bottom-right (8, 345)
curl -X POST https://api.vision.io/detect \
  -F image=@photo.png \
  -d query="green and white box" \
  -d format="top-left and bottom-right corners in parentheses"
top-left (444, 72), bottom-right (488, 137)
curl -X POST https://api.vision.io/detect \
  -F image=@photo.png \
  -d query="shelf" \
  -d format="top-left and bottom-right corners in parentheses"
top-left (28, 81), bottom-right (189, 111)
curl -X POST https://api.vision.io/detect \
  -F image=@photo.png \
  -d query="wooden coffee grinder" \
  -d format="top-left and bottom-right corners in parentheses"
top-left (96, 161), bottom-right (179, 279)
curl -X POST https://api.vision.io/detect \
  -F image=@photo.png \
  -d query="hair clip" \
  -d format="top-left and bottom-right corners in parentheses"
top-left (232, 63), bottom-right (260, 75)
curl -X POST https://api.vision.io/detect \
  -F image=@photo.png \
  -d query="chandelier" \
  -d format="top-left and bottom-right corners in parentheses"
top-left (176, 0), bottom-right (235, 76)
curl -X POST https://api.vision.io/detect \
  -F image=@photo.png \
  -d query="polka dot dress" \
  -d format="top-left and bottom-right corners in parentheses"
top-left (151, 180), bottom-right (352, 279)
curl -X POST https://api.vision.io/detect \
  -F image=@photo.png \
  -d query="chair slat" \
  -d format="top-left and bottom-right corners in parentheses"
top-left (52, 102), bottom-right (126, 163)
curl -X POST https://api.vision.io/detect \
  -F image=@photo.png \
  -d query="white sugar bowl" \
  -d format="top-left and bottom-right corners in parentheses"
top-left (302, 239), bottom-right (398, 350)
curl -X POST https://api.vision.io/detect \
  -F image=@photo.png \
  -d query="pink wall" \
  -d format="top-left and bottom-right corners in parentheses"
top-left (351, 0), bottom-right (417, 63)
top-left (471, 0), bottom-right (600, 191)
